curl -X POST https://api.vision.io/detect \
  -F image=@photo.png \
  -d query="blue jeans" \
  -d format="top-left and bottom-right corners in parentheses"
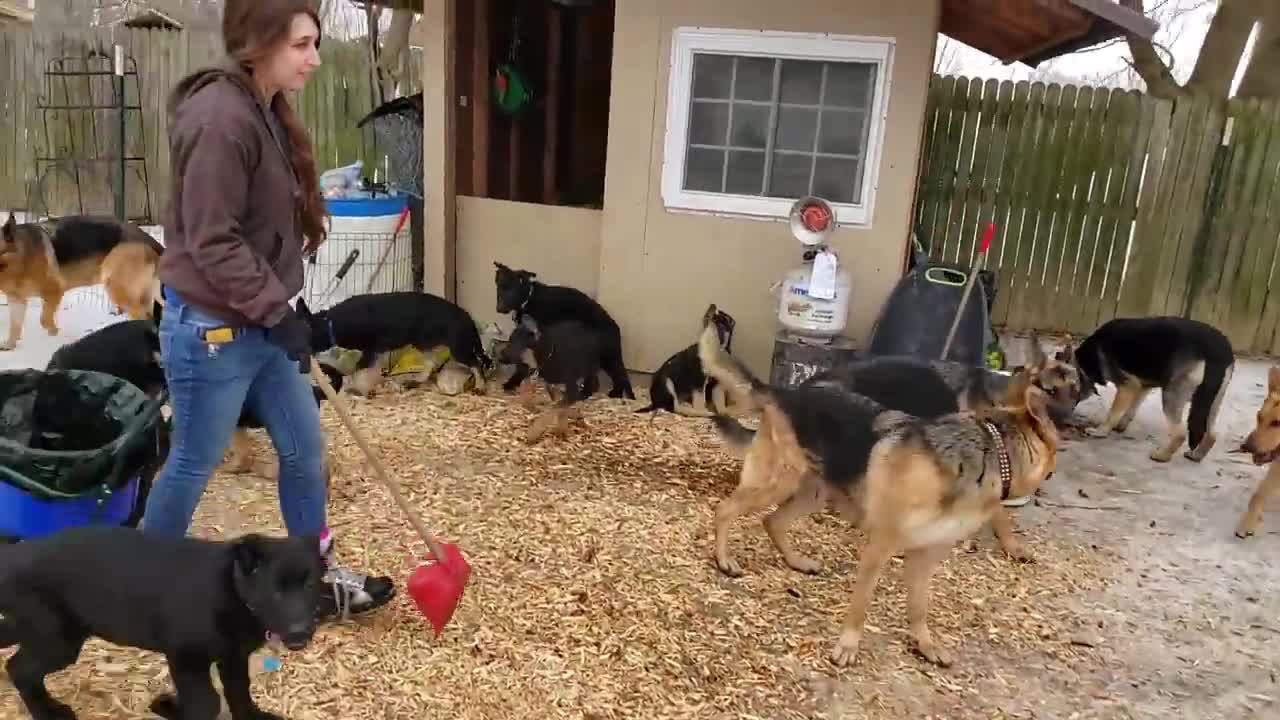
top-left (140, 288), bottom-right (328, 539)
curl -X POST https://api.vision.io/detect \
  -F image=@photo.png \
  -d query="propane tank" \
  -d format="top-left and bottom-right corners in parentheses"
top-left (775, 196), bottom-right (852, 339)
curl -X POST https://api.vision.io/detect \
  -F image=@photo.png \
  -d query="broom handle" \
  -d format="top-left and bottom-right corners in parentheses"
top-left (940, 222), bottom-right (994, 361)
top-left (309, 362), bottom-right (449, 564)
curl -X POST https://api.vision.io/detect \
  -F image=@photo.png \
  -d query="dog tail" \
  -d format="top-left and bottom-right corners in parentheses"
top-left (696, 320), bottom-right (769, 412)
top-left (1187, 357), bottom-right (1233, 451)
top-left (710, 414), bottom-right (755, 456)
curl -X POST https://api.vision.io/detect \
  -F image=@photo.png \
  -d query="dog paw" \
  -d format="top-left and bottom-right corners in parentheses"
top-left (148, 693), bottom-right (179, 720)
top-left (0, 342), bottom-right (14, 352)
top-left (914, 642), bottom-right (954, 668)
top-left (251, 709), bottom-right (288, 720)
top-left (1003, 545), bottom-right (1035, 564)
top-left (785, 556), bottom-right (824, 574)
top-left (829, 633), bottom-right (862, 667)
top-left (1148, 449), bottom-right (1174, 463)
top-left (1084, 426), bottom-right (1111, 439)
top-left (715, 556), bottom-right (744, 578)
top-left (1183, 449), bottom-right (1206, 463)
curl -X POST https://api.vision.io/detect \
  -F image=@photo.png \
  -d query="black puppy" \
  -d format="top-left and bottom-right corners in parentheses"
top-left (297, 292), bottom-right (491, 396)
top-left (498, 320), bottom-right (602, 441)
top-left (0, 526), bottom-right (325, 720)
top-left (493, 261), bottom-right (635, 399)
top-left (634, 303), bottom-right (736, 418)
top-left (46, 300), bottom-right (167, 395)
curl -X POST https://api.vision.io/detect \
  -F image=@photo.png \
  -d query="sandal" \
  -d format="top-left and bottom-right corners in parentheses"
top-left (317, 565), bottom-right (396, 620)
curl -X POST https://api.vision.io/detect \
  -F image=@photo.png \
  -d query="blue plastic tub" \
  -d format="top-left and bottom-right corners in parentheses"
top-left (0, 467), bottom-right (141, 541)
top-left (324, 193), bottom-right (408, 217)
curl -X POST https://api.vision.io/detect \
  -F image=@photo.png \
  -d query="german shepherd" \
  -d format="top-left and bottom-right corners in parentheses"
top-left (0, 212), bottom-right (162, 351)
top-left (1234, 366), bottom-right (1280, 538)
top-left (498, 320), bottom-right (601, 442)
top-left (1069, 316), bottom-right (1234, 463)
top-left (696, 319), bottom-right (1059, 667)
top-left (633, 303), bottom-right (737, 418)
top-left (494, 261), bottom-right (635, 399)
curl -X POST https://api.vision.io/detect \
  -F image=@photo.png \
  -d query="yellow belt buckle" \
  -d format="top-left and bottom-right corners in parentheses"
top-left (204, 327), bottom-right (235, 344)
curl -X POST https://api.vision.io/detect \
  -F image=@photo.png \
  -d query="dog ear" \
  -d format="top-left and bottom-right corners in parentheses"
top-left (295, 298), bottom-right (311, 318)
top-left (701, 303), bottom-right (718, 326)
top-left (493, 261), bottom-right (509, 273)
top-left (1020, 382), bottom-right (1053, 431)
top-left (230, 533), bottom-right (269, 577)
top-left (1003, 367), bottom-right (1034, 406)
top-left (1269, 366), bottom-right (1280, 394)
top-left (1, 213), bottom-right (14, 244)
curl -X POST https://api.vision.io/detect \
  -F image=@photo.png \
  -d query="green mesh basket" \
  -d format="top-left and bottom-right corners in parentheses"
top-left (0, 369), bottom-right (167, 500)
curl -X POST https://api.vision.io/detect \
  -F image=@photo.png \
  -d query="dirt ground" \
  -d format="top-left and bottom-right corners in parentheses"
top-left (1, 333), bottom-right (1278, 719)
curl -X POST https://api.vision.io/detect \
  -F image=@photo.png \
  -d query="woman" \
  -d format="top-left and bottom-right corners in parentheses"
top-left (141, 0), bottom-right (394, 619)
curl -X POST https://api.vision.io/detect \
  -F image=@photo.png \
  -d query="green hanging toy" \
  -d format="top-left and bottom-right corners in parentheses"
top-left (492, 15), bottom-right (532, 116)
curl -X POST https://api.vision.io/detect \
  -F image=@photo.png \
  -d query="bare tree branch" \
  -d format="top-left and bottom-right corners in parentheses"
top-left (1126, 31), bottom-right (1182, 99)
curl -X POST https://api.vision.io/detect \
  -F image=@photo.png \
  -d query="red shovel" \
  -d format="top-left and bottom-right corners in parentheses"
top-left (310, 363), bottom-right (471, 636)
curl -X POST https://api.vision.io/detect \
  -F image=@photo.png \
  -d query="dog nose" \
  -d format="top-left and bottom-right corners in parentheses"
top-left (282, 622), bottom-right (315, 650)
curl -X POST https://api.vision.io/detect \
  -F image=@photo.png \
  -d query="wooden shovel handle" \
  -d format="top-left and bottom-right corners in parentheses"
top-left (310, 362), bottom-right (449, 563)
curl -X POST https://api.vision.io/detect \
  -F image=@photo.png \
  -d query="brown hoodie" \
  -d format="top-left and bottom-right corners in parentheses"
top-left (158, 64), bottom-right (308, 328)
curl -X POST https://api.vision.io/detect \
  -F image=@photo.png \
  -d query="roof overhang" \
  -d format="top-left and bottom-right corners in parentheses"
top-left (940, 0), bottom-right (1159, 67)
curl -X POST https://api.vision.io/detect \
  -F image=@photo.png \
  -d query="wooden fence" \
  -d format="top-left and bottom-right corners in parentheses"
top-left (0, 24), bottom-right (422, 223)
top-left (915, 75), bottom-right (1280, 355)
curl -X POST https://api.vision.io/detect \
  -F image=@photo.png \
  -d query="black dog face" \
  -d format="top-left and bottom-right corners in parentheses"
top-left (497, 323), bottom-right (539, 367)
top-left (230, 533), bottom-right (326, 651)
top-left (294, 298), bottom-right (334, 353)
top-left (494, 262), bottom-right (535, 315)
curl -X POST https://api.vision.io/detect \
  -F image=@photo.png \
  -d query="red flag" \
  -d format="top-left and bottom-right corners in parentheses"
top-left (979, 222), bottom-right (995, 254)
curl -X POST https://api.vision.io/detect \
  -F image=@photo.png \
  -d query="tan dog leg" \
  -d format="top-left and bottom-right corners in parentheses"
top-left (830, 534), bottom-right (897, 667)
top-left (762, 477), bottom-right (827, 574)
top-left (714, 454), bottom-right (804, 577)
top-left (989, 507), bottom-right (1033, 562)
top-left (1236, 465), bottom-right (1280, 538)
top-left (1150, 381), bottom-right (1194, 463)
top-left (903, 543), bottom-right (954, 667)
top-left (1086, 381), bottom-right (1142, 438)
top-left (1, 298), bottom-right (26, 350)
top-left (39, 289), bottom-right (62, 336)
top-left (225, 429), bottom-right (256, 474)
top-left (1113, 388), bottom-right (1151, 433)
top-left (349, 354), bottom-right (388, 397)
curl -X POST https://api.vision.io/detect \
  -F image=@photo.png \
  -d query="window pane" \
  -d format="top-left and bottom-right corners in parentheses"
top-left (692, 53), bottom-right (733, 99)
top-left (818, 109), bottom-right (865, 156)
top-left (685, 147), bottom-right (725, 192)
top-left (775, 106), bottom-right (817, 152)
top-left (767, 152), bottom-right (811, 199)
top-left (825, 62), bottom-right (874, 109)
top-left (729, 103), bottom-right (770, 149)
top-left (726, 150), bottom-right (766, 195)
top-left (779, 60), bottom-right (822, 105)
top-left (688, 100), bottom-right (728, 146)
top-left (813, 155), bottom-right (861, 204)
top-left (734, 56), bottom-right (775, 102)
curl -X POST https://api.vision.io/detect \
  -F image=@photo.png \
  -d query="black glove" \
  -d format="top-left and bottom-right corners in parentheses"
top-left (266, 307), bottom-right (313, 373)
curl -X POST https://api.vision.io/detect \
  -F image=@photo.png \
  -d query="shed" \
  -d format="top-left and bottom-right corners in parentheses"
top-left (411, 0), bottom-right (1158, 377)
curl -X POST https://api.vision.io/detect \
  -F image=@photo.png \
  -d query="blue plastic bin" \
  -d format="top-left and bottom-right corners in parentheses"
top-left (0, 467), bottom-right (141, 541)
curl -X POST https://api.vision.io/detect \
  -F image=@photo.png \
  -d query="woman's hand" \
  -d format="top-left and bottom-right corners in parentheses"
top-left (266, 307), bottom-right (314, 373)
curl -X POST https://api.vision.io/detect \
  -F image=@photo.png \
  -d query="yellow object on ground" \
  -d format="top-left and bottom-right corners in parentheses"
top-left (387, 345), bottom-right (450, 377)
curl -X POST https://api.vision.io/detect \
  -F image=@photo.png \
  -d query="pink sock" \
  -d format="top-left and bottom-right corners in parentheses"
top-left (318, 527), bottom-right (334, 567)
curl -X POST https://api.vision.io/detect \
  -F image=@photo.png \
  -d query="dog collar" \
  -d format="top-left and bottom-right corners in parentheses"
top-left (980, 420), bottom-right (1013, 500)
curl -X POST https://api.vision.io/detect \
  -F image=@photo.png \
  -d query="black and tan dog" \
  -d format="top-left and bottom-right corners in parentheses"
top-left (807, 331), bottom-right (1082, 425)
top-left (0, 212), bottom-right (163, 351)
top-left (494, 261), bottom-right (635, 399)
top-left (1068, 316), bottom-right (1234, 463)
top-left (296, 292), bottom-right (491, 397)
top-left (1234, 366), bottom-right (1280, 539)
top-left (696, 319), bottom-right (1059, 667)
top-left (498, 320), bottom-right (601, 442)
top-left (633, 303), bottom-right (737, 418)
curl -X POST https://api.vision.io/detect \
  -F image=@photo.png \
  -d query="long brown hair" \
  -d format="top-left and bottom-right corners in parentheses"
top-left (222, 0), bottom-right (326, 250)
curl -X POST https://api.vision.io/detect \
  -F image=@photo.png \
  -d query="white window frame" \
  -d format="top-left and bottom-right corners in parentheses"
top-left (660, 27), bottom-right (895, 228)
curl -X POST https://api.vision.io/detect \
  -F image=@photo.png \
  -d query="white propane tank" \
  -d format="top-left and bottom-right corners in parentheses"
top-left (777, 260), bottom-right (852, 337)
top-left (774, 196), bottom-right (852, 339)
